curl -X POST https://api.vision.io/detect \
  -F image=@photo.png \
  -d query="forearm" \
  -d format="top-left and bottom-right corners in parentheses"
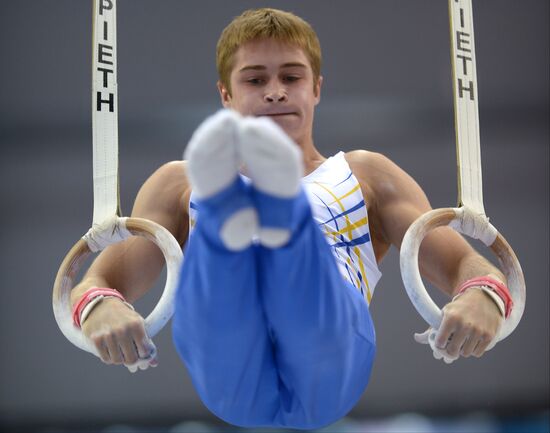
top-left (70, 237), bottom-right (166, 307)
top-left (418, 227), bottom-right (506, 298)
top-left (451, 252), bottom-right (506, 296)
top-left (70, 275), bottom-right (113, 308)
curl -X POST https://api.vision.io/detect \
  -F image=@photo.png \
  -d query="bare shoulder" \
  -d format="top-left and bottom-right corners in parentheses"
top-left (131, 160), bottom-right (192, 245)
top-left (345, 150), bottom-right (402, 183)
top-left (344, 149), bottom-right (426, 204)
top-left (344, 150), bottom-right (432, 259)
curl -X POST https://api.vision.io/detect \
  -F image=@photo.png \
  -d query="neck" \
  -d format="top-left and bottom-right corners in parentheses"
top-left (295, 135), bottom-right (326, 176)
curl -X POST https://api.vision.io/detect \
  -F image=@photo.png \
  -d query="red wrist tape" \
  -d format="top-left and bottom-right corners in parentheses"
top-left (72, 287), bottom-right (126, 328)
top-left (456, 276), bottom-right (514, 319)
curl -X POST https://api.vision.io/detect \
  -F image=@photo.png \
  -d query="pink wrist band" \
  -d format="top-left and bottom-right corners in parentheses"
top-left (456, 276), bottom-right (514, 319)
top-left (72, 287), bottom-right (127, 328)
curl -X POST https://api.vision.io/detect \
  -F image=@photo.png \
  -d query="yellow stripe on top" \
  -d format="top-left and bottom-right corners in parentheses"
top-left (314, 180), bottom-right (371, 298)
top-left (314, 181), bottom-right (357, 240)
top-left (328, 217), bottom-right (369, 237)
top-left (328, 183), bottom-right (361, 205)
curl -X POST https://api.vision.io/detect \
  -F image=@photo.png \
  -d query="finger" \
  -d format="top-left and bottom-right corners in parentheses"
top-left (139, 358), bottom-right (154, 371)
top-left (432, 349), bottom-right (444, 361)
top-left (473, 335), bottom-right (492, 357)
top-left (434, 320), bottom-right (457, 350)
top-left (104, 335), bottom-right (124, 364)
top-left (444, 328), bottom-right (469, 358)
top-left (91, 335), bottom-right (112, 364)
top-left (460, 334), bottom-right (479, 357)
top-left (414, 328), bottom-right (431, 344)
top-left (443, 354), bottom-right (456, 364)
top-left (129, 325), bottom-right (155, 360)
top-left (136, 336), bottom-right (157, 361)
top-left (117, 333), bottom-right (140, 365)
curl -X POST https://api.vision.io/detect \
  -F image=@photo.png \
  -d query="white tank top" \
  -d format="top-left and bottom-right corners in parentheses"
top-left (302, 152), bottom-right (381, 304)
top-left (188, 152), bottom-right (381, 305)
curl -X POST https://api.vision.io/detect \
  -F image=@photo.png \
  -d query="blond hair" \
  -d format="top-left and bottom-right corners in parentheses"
top-left (216, 8), bottom-right (322, 93)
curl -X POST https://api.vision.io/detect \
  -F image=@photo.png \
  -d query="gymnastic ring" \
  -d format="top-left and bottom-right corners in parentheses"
top-left (52, 216), bottom-right (183, 356)
top-left (400, 207), bottom-right (525, 343)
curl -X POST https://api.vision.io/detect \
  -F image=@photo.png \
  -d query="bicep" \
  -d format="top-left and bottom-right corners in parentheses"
top-left (373, 155), bottom-right (475, 294)
top-left (83, 162), bottom-right (190, 301)
top-left (131, 161), bottom-right (190, 245)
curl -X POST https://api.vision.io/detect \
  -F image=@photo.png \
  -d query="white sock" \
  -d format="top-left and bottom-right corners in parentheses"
top-left (184, 109), bottom-right (241, 199)
top-left (239, 117), bottom-right (303, 247)
top-left (184, 110), bottom-right (259, 250)
top-left (238, 116), bottom-right (303, 198)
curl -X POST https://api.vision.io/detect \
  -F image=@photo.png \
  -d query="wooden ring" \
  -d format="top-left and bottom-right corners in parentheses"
top-left (400, 207), bottom-right (525, 342)
top-left (52, 217), bottom-right (183, 356)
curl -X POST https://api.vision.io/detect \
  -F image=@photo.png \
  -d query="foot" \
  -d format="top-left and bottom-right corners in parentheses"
top-left (239, 116), bottom-right (303, 198)
top-left (239, 117), bottom-right (303, 247)
top-left (184, 109), bottom-right (241, 199)
top-left (185, 110), bottom-right (258, 251)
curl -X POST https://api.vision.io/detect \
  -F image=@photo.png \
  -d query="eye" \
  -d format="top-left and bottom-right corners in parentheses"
top-left (246, 77), bottom-right (265, 85)
top-left (283, 75), bottom-right (300, 83)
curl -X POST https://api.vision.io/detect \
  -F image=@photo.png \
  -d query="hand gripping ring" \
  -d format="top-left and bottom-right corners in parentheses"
top-left (400, 207), bottom-right (525, 342)
top-left (52, 217), bottom-right (183, 356)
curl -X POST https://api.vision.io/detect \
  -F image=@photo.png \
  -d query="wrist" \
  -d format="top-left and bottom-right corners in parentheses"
top-left (72, 287), bottom-right (134, 328)
top-left (453, 276), bottom-right (513, 318)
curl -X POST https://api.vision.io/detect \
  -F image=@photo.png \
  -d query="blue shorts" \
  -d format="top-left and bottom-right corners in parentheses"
top-left (172, 178), bottom-right (376, 430)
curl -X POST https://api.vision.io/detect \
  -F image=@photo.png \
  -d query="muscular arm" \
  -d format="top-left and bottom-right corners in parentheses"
top-left (350, 150), bottom-right (504, 359)
top-left (71, 161), bottom-right (190, 304)
top-left (69, 161), bottom-right (191, 366)
top-left (352, 150), bottom-right (504, 295)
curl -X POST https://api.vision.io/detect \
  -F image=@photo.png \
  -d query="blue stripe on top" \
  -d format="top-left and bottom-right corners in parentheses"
top-left (321, 199), bottom-right (365, 226)
top-left (331, 232), bottom-right (371, 249)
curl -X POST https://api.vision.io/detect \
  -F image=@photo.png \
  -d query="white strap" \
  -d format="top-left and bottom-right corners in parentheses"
top-left (452, 286), bottom-right (506, 318)
top-left (80, 294), bottom-right (135, 326)
top-left (91, 0), bottom-right (120, 226)
top-left (53, 0), bottom-right (184, 373)
top-left (449, 0), bottom-right (485, 214)
top-left (83, 214), bottom-right (131, 253)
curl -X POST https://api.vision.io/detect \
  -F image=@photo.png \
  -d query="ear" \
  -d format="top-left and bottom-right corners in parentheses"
top-left (217, 81), bottom-right (232, 108)
top-left (314, 75), bottom-right (323, 105)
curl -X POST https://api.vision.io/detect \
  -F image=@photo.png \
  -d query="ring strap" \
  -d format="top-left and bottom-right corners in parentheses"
top-left (91, 0), bottom-right (121, 226)
top-left (449, 0), bottom-right (485, 215)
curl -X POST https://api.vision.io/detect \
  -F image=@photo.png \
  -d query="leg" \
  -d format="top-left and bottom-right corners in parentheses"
top-left (173, 111), bottom-right (278, 426)
top-left (257, 190), bottom-right (376, 429)
top-left (241, 118), bottom-right (376, 429)
top-left (173, 179), bottom-right (282, 426)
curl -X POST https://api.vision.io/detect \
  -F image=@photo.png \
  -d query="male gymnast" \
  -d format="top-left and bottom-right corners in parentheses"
top-left (70, 8), bottom-right (510, 429)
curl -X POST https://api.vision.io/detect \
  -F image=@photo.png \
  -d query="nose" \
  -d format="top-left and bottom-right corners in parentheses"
top-left (264, 88), bottom-right (288, 103)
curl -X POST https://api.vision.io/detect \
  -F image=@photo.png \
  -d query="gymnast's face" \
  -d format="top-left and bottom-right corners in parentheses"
top-left (218, 38), bottom-right (322, 147)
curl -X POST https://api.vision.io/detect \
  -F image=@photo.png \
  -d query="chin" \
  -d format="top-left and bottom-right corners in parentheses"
top-left (270, 117), bottom-right (299, 136)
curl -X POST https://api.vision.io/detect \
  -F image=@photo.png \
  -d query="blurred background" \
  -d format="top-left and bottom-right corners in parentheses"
top-left (0, 1), bottom-right (548, 432)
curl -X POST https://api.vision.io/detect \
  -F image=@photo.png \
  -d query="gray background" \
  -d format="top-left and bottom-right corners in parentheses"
top-left (1, 0), bottom-right (548, 430)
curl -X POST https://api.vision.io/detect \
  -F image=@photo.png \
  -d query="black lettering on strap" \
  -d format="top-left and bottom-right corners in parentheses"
top-left (98, 44), bottom-right (113, 65)
top-left (458, 78), bottom-right (475, 101)
top-left (457, 54), bottom-right (472, 75)
top-left (100, 0), bottom-right (113, 16)
top-left (97, 67), bottom-right (113, 88)
top-left (456, 31), bottom-right (471, 53)
top-left (96, 91), bottom-right (114, 112)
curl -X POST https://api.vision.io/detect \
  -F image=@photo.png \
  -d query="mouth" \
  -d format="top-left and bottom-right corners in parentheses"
top-left (258, 112), bottom-right (297, 118)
